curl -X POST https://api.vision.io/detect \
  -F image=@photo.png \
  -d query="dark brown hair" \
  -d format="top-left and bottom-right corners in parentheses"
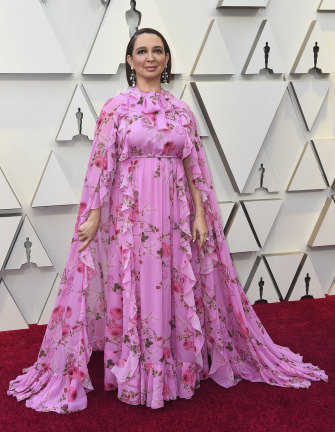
top-left (125, 27), bottom-right (172, 87)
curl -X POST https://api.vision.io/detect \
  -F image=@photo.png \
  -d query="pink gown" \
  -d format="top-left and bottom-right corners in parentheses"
top-left (8, 86), bottom-right (328, 413)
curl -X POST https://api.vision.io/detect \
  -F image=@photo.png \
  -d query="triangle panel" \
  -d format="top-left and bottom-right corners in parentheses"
top-left (0, 0), bottom-right (71, 73)
top-left (0, 279), bottom-right (28, 331)
top-left (5, 215), bottom-right (53, 270)
top-left (31, 151), bottom-right (78, 207)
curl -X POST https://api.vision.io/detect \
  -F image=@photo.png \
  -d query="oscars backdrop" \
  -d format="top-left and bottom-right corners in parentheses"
top-left (0, 0), bottom-right (335, 331)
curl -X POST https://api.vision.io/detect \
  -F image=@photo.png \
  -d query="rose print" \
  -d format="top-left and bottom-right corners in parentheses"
top-left (163, 347), bottom-right (171, 359)
top-left (108, 324), bottom-right (122, 338)
top-left (163, 381), bottom-right (169, 397)
top-left (65, 306), bottom-right (72, 319)
top-left (117, 358), bottom-right (126, 368)
top-left (62, 323), bottom-right (71, 338)
top-left (94, 155), bottom-right (107, 170)
top-left (162, 141), bottom-right (176, 155)
top-left (76, 263), bottom-right (84, 273)
top-left (144, 362), bottom-right (153, 373)
top-left (195, 297), bottom-right (204, 310)
top-left (67, 365), bottom-right (78, 379)
top-left (183, 339), bottom-right (193, 350)
top-left (68, 387), bottom-right (77, 402)
top-left (173, 279), bottom-right (183, 293)
top-left (78, 202), bottom-right (87, 216)
top-left (51, 305), bottom-right (65, 320)
top-left (161, 242), bottom-right (170, 258)
top-left (110, 307), bottom-right (123, 321)
top-left (182, 368), bottom-right (194, 385)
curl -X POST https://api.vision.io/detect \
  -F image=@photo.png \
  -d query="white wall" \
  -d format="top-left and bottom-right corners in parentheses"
top-left (0, 0), bottom-right (334, 330)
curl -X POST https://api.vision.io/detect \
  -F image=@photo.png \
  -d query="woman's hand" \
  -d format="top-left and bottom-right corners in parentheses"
top-left (78, 209), bottom-right (101, 252)
top-left (192, 209), bottom-right (209, 249)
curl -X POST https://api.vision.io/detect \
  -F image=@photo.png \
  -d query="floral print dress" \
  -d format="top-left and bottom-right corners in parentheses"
top-left (8, 86), bottom-right (328, 413)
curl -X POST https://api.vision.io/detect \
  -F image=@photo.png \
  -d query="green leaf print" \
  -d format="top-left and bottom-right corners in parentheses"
top-left (225, 342), bottom-right (233, 352)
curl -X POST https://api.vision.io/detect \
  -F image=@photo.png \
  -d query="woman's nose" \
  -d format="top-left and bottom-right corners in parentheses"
top-left (147, 51), bottom-right (154, 60)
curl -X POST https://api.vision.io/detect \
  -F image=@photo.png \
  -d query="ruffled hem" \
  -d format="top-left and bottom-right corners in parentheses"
top-left (107, 353), bottom-right (212, 409)
top-left (7, 366), bottom-right (92, 413)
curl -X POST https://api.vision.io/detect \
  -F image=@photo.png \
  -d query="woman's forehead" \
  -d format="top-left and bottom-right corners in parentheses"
top-left (133, 33), bottom-right (163, 48)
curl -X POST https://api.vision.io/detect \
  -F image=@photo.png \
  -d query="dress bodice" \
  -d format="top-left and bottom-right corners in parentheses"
top-left (116, 86), bottom-right (187, 160)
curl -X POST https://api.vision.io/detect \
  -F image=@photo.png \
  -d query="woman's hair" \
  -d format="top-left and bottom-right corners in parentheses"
top-left (125, 27), bottom-right (172, 86)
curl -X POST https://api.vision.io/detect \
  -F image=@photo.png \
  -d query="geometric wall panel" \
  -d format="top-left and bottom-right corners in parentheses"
top-left (191, 19), bottom-right (235, 75)
top-left (31, 151), bottom-right (78, 207)
top-left (243, 20), bottom-right (285, 74)
top-left (308, 196), bottom-right (335, 247)
top-left (225, 203), bottom-right (259, 253)
top-left (5, 268), bottom-right (57, 324)
top-left (193, 81), bottom-right (287, 193)
top-left (329, 276), bottom-right (335, 295)
top-left (242, 152), bottom-right (281, 193)
top-left (290, 81), bottom-right (330, 131)
top-left (181, 84), bottom-right (209, 137)
top-left (263, 252), bottom-right (305, 301)
top-left (83, 0), bottom-right (184, 74)
top-left (0, 0), bottom-right (72, 73)
top-left (244, 256), bottom-right (281, 304)
top-left (217, 0), bottom-right (269, 7)
top-left (0, 215), bottom-right (22, 270)
top-left (241, 198), bottom-right (282, 247)
top-left (56, 84), bottom-right (97, 141)
top-left (291, 20), bottom-right (332, 74)
top-left (313, 139), bottom-right (335, 187)
top-left (287, 142), bottom-right (326, 191)
top-left (0, 279), bottom-right (28, 331)
top-left (217, 201), bottom-right (236, 233)
top-left (5, 215), bottom-right (53, 270)
top-left (38, 274), bottom-right (61, 325)
top-left (318, 0), bottom-right (335, 11)
top-left (288, 256), bottom-right (326, 301)
top-left (0, 167), bottom-right (21, 211)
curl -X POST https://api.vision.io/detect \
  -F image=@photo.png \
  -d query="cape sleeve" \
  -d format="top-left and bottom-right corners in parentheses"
top-left (71, 96), bottom-right (124, 270)
top-left (6, 96), bottom-right (124, 414)
top-left (180, 102), bottom-right (241, 284)
top-left (75, 96), bottom-right (120, 223)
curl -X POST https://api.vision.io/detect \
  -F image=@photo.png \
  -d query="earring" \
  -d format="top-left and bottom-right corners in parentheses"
top-left (130, 66), bottom-right (136, 87)
top-left (162, 65), bottom-right (168, 84)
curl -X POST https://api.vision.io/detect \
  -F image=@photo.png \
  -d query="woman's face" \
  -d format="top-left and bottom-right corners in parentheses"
top-left (127, 33), bottom-right (169, 86)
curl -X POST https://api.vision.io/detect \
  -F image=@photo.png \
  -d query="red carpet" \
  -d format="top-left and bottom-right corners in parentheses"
top-left (1, 295), bottom-right (334, 432)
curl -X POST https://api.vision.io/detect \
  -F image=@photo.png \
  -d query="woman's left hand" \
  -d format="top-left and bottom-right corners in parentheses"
top-left (192, 210), bottom-right (209, 249)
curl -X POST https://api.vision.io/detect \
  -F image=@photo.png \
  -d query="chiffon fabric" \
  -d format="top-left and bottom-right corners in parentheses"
top-left (8, 86), bottom-right (328, 413)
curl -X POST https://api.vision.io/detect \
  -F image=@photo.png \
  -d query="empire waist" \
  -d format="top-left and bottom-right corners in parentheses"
top-left (126, 155), bottom-right (181, 159)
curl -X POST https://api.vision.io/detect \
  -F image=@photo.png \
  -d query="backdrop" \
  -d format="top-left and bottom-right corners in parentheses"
top-left (0, 0), bottom-right (334, 331)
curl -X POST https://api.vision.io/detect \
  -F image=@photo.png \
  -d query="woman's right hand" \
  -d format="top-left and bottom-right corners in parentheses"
top-left (78, 217), bottom-right (100, 252)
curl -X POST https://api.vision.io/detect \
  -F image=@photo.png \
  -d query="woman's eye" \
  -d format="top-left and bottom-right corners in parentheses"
top-left (137, 49), bottom-right (163, 54)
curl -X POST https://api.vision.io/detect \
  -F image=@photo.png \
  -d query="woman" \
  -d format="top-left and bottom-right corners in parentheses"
top-left (8, 28), bottom-right (328, 413)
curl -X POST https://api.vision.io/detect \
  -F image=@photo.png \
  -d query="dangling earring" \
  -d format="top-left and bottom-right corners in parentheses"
top-left (162, 65), bottom-right (168, 84)
top-left (130, 66), bottom-right (136, 88)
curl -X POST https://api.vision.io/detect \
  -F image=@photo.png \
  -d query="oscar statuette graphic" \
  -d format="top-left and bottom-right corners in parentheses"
top-left (260, 42), bottom-right (274, 75)
top-left (300, 273), bottom-right (314, 299)
top-left (255, 277), bottom-right (268, 304)
top-left (308, 42), bottom-right (322, 74)
top-left (73, 107), bottom-right (89, 141)
top-left (126, 0), bottom-right (142, 39)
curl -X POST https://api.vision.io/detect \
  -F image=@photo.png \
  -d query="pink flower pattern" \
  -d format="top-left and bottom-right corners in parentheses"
top-left (8, 86), bottom-right (328, 413)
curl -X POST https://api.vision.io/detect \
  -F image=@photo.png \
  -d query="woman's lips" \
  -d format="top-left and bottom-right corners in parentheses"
top-left (145, 66), bottom-right (157, 71)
